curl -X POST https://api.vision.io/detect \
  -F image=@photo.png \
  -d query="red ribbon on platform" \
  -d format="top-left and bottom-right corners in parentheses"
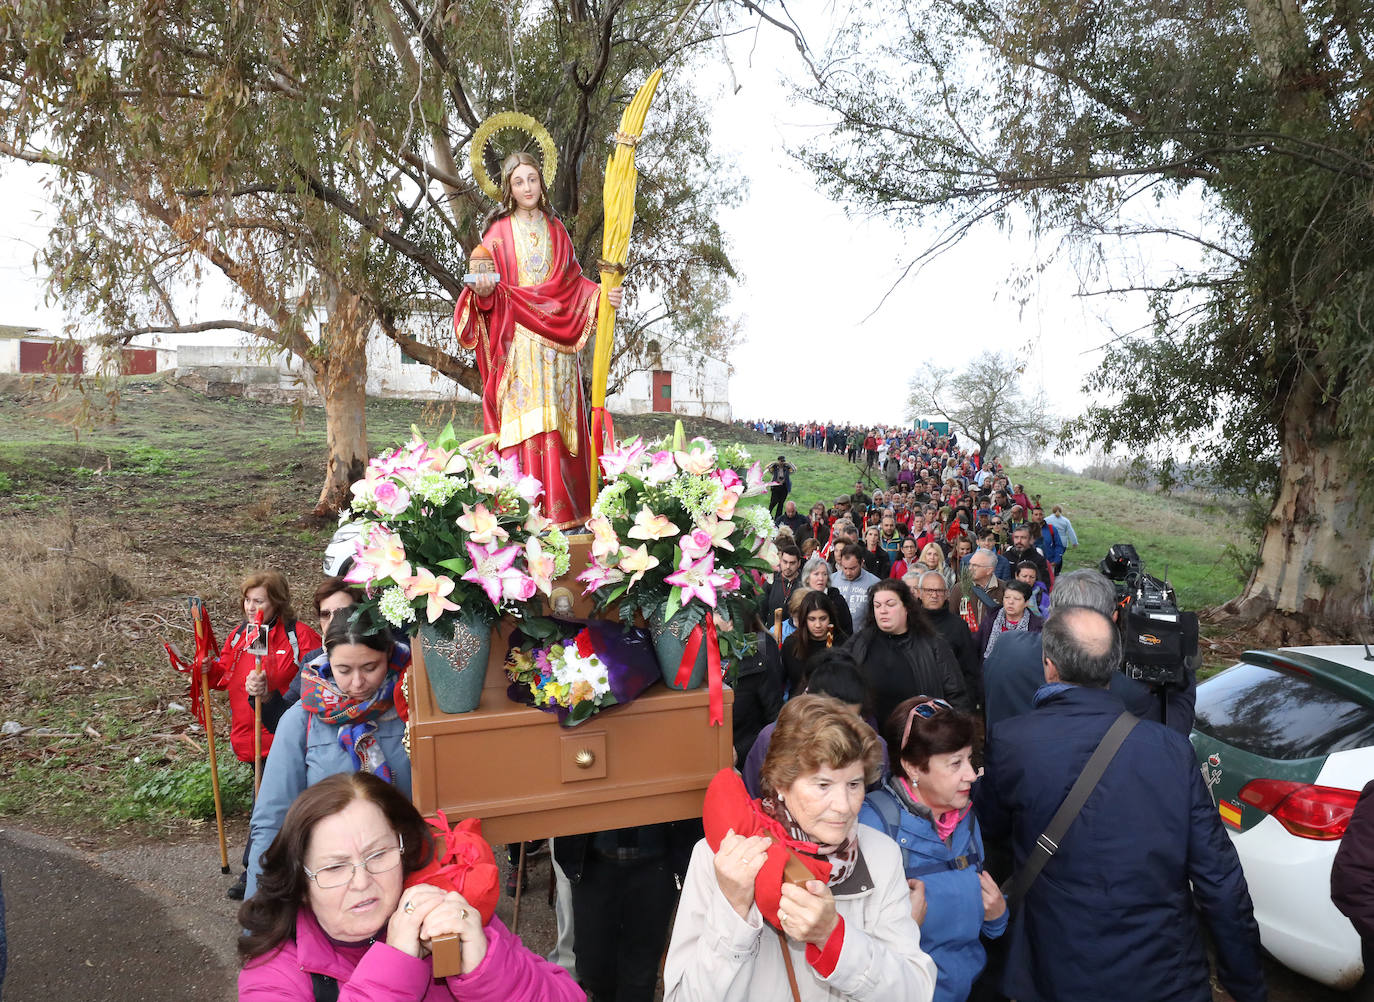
top-left (674, 616), bottom-right (724, 726)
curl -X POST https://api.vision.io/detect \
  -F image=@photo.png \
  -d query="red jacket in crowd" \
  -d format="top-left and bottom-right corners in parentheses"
top-left (208, 617), bottom-right (320, 763)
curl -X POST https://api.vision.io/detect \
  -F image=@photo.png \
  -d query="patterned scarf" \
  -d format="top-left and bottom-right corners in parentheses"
top-left (982, 604), bottom-right (1029, 661)
top-left (299, 665), bottom-right (398, 784)
top-left (760, 794), bottom-right (860, 888)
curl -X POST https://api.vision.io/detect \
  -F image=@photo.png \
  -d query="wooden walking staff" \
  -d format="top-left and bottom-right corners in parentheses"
top-left (162, 597), bottom-right (230, 872)
top-left (588, 68), bottom-right (664, 508)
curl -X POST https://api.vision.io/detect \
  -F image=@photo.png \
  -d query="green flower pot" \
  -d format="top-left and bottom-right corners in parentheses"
top-left (648, 606), bottom-right (708, 690)
top-left (418, 611), bottom-right (490, 714)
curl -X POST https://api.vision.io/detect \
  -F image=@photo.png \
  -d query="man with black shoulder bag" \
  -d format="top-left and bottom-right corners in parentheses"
top-left (973, 606), bottom-right (1267, 1002)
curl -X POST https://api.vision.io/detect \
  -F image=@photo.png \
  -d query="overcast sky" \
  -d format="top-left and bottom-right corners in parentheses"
top-left (0, 10), bottom-right (1208, 457)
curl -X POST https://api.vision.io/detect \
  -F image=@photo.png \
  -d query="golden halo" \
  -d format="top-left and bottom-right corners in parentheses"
top-left (469, 112), bottom-right (559, 203)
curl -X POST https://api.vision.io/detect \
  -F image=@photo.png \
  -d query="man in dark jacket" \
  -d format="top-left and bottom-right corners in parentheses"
top-left (1002, 525), bottom-right (1051, 586)
top-left (983, 569), bottom-right (1196, 733)
top-left (762, 543), bottom-right (802, 623)
top-left (776, 498), bottom-right (810, 541)
top-left (975, 607), bottom-right (1266, 1002)
top-left (909, 568), bottom-right (981, 711)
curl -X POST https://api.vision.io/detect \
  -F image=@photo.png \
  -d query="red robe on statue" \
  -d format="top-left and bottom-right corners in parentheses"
top-left (453, 213), bottom-right (599, 529)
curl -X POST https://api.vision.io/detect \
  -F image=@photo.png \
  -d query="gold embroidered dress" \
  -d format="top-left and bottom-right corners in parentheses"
top-left (497, 214), bottom-right (583, 454)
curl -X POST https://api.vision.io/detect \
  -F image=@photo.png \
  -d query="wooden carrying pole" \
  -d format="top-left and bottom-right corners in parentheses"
top-left (773, 608), bottom-right (784, 646)
top-left (201, 662), bottom-right (230, 872)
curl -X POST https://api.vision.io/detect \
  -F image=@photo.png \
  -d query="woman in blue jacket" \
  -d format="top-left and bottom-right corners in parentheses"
top-left (860, 696), bottom-right (1007, 1002)
top-left (245, 615), bottom-right (411, 899)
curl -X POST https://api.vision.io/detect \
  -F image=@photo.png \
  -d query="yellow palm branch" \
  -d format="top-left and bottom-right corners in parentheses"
top-left (589, 68), bottom-right (663, 507)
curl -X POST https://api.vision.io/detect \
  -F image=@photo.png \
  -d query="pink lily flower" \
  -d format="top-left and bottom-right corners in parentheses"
top-left (524, 510), bottom-right (553, 536)
top-left (577, 562), bottom-right (626, 596)
top-left (744, 461), bottom-right (774, 497)
top-left (617, 544), bottom-right (661, 588)
top-left (461, 541), bottom-right (524, 606)
top-left (642, 451), bottom-right (678, 485)
top-left (600, 437), bottom-right (648, 478)
top-left (402, 567), bottom-right (461, 623)
top-left (457, 502), bottom-right (509, 545)
top-left (587, 515), bottom-right (621, 564)
top-left (714, 468), bottom-right (742, 491)
top-left (524, 537), bottom-right (558, 596)
top-left (665, 552), bottom-right (721, 608)
top-left (715, 485), bottom-right (743, 520)
top-left (347, 527), bottom-right (411, 585)
top-left (627, 505), bottom-right (679, 542)
top-left (673, 437), bottom-right (717, 476)
top-left (514, 473), bottom-right (544, 505)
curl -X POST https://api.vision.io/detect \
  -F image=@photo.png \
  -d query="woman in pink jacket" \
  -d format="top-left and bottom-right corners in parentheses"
top-left (237, 772), bottom-right (583, 1001)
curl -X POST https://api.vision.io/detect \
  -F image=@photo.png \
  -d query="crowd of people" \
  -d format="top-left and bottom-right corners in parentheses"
top-left (204, 421), bottom-right (1267, 1002)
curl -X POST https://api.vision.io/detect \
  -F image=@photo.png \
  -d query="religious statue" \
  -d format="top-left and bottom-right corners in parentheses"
top-left (454, 146), bottom-right (623, 529)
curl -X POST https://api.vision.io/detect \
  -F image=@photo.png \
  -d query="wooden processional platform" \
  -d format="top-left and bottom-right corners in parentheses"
top-left (406, 541), bottom-right (734, 843)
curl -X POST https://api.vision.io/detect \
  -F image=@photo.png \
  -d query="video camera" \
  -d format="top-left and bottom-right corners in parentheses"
top-left (1098, 543), bottom-right (1198, 688)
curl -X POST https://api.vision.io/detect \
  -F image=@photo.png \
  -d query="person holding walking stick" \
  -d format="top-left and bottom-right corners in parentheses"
top-left (210, 570), bottom-right (319, 900)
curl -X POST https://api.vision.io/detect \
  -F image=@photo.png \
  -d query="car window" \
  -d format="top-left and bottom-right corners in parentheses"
top-left (1194, 662), bottom-right (1374, 760)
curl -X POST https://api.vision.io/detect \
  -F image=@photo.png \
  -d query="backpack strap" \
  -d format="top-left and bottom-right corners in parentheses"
top-left (285, 622), bottom-right (301, 666)
top-left (1001, 711), bottom-right (1139, 910)
top-left (865, 788), bottom-right (903, 837)
top-left (310, 973), bottom-right (339, 1002)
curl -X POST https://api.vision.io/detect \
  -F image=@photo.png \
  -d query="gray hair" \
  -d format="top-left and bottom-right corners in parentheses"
top-left (918, 570), bottom-right (947, 591)
top-left (969, 550), bottom-right (995, 569)
top-left (1049, 569), bottom-right (1118, 617)
top-left (1042, 607), bottom-right (1120, 688)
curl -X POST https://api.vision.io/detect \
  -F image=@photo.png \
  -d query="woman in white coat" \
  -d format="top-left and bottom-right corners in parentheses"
top-left (663, 695), bottom-right (936, 1002)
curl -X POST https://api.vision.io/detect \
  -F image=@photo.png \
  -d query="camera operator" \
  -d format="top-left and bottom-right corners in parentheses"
top-left (982, 570), bottom-right (1196, 735)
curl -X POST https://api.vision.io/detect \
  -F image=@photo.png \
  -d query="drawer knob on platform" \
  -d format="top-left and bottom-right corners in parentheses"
top-left (574, 748), bottom-right (596, 769)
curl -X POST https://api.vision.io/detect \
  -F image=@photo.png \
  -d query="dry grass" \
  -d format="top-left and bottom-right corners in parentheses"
top-left (0, 515), bottom-right (143, 649)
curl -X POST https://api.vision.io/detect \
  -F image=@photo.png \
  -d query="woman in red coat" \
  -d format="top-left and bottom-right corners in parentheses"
top-left (209, 569), bottom-right (319, 898)
top-left (453, 151), bottom-right (623, 528)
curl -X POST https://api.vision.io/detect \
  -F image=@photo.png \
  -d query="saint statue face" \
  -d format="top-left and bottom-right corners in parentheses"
top-left (509, 162), bottom-right (543, 211)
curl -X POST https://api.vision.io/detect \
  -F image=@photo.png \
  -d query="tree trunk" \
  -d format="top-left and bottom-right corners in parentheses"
top-left (313, 291), bottom-right (371, 517)
top-left (1224, 376), bottom-right (1374, 641)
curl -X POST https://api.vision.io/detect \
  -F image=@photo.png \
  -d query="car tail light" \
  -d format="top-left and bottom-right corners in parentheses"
top-left (1237, 779), bottom-right (1360, 840)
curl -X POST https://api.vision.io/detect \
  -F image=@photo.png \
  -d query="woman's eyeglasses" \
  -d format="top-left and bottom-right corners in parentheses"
top-left (304, 835), bottom-right (405, 888)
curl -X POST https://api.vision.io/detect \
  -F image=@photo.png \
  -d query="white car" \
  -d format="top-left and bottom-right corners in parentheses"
top-left (1191, 645), bottom-right (1374, 989)
top-left (322, 520), bottom-right (364, 578)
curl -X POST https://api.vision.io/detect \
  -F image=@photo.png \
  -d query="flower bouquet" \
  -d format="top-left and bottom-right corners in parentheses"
top-left (576, 424), bottom-right (780, 724)
top-left (342, 424), bottom-right (572, 713)
top-left (505, 618), bottom-right (660, 726)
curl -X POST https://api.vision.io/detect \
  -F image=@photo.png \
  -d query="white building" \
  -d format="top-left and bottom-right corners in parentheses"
top-left (173, 326), bottom-right (731, 421)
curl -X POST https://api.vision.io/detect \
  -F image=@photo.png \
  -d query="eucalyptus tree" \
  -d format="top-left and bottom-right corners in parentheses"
top-left (0, 0), bottom-right (744, 513)
top-left (794, 0), bottom-right (1374, 632)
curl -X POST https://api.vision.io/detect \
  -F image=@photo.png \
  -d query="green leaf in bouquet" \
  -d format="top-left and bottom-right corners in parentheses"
top-left (602, 581), bottom-right (630, 606)
top-left (437, 556), bottom-right (470, 575)
top-left (664, 585), bottom-right (682, 621)
top-left (520, 616), bottom-right (561, 642)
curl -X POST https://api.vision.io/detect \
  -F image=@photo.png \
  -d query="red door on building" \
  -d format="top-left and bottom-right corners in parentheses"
top-left (18, 339), bottom-right (83, 374)
top-left (651, 370), bottom-right (672, 412)
top-left (121, 347), bottom-right (158, 375)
